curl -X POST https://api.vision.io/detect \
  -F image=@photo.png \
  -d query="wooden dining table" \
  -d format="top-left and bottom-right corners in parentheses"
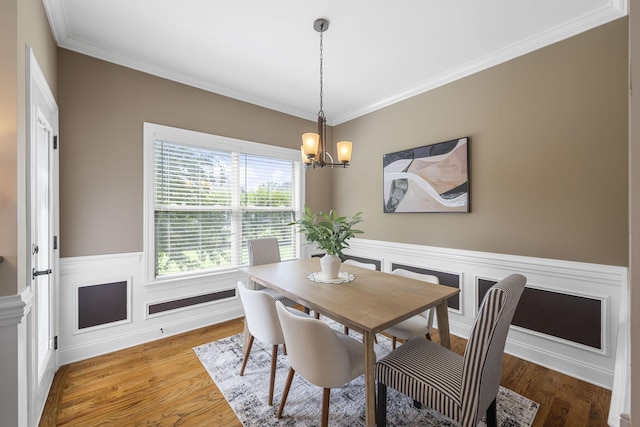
top-left (242, 257), bottom-right (460, 427)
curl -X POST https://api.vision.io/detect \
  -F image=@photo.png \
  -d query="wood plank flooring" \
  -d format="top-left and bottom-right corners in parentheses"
top-left (39, 318), bottom-right (611, 426)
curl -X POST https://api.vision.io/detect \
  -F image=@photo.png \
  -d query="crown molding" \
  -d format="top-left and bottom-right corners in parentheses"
top-left (43, 0), bottom-right (627, 126)
top-left (332, 1), bottom-right (628, 124)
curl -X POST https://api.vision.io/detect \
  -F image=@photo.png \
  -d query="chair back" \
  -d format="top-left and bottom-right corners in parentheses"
top-left (343, 259), bottom-right (377, 270)
top-left (460, 274), bottom-right (526, 426)
top-left (248, 238), bottom-right (281, 266)
top-left (391, 268), bottom-right (439, 323)
top-left (237, 281), bottom-right (284, 346)
top-left (276, 301), bottom-right (357, 389)
top-left (247, 238), bottom-right (281, 290)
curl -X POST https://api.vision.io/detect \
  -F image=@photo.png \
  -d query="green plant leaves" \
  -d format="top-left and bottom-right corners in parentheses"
top-left (290, 206), bottom-right (363, 258)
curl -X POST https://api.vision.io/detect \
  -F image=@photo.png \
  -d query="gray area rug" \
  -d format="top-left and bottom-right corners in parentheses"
top-left (194, 321), bottom-right (539, 427)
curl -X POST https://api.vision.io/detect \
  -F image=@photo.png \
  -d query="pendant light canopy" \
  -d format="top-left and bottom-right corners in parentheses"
top-left (301, 18), bottom-right (353, 169)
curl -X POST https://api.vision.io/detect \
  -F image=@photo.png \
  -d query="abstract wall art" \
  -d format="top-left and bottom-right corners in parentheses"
top-left (383, 137), bottom-right (469, 213)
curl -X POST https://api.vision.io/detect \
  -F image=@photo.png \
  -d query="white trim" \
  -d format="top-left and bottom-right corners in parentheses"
top-left (58, 252), bottom-right (247, 365)
top-left (333, 2), bottom-right (627, 124)
top-left (343, 238), bottom-right (626, 389)
top-left (0, 294), bottom-right (27, 327)
top-left (608, 274), bottom-right (631, 426)
top-left (26, 46), bottom-right (60, 427)
top-left (59, 252), bottom-right (143, 274)
top-left (43, 1), bottom-right (627, 125)
top-left (58, 305), bottom-right (244, 365)
top-left (56, 240), bottom-right (626, 389)
top-left (142, 122), bottom-right (305, 287)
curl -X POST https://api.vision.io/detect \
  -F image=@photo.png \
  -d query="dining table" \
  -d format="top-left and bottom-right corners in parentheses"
top-left (242, 257), bottom-right (460, 427)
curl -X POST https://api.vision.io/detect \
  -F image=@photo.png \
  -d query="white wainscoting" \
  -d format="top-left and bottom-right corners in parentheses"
top-left (58, 240), bottom-right (626, 390)
top-left (58, 252), bottom-right (245, 365)
top-left (335, 238), bottom-right (627, 389)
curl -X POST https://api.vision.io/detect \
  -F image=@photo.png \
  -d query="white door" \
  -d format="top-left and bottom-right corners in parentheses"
top-left (28, 48), bottom-right (59, 424)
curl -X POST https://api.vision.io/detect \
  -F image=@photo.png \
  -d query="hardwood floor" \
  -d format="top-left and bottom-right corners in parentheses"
top-left (39, 318), bottom-right (611, 426)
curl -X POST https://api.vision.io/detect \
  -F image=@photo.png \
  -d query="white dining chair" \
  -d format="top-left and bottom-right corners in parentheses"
top-left (237, 281), bottom-right (308, 406)
top-left (275, 300), bottom-right (365, 427)
top-left (383, 268), bottom-right (440, 349)
top-left (244, 238), bottom-right (302, 352)
top-left (343, 259), bottom-right (377, 270)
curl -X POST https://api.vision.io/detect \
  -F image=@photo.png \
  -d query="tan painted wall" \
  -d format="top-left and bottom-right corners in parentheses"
top-left (629, 0), bottom-right (638, 422)
top-left (58, 49), bottom-right (332, 257)
top-left (0, 1), bottom-right (19, 296)
top-left (59, 18), bottom-right (628, 267)
top-left (334, 18), bottom-right (629, 267)
top-left (0, 0), bottom-right (56, 296)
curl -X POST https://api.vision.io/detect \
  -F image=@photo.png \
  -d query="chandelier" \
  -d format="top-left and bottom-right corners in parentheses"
top-left (301, 18), bottom-right (352, 169)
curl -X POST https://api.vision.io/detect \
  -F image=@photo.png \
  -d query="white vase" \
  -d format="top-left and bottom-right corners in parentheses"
top-left (320, 254), bottom-right (342, 280)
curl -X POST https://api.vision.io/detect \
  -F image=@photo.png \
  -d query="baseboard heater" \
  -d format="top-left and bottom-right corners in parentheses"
top-left (148, 289), bottom-right (236, 315)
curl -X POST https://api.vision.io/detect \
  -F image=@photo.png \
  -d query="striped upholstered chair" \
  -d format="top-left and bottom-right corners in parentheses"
top-left (376, 273), bottom-right (526, 427)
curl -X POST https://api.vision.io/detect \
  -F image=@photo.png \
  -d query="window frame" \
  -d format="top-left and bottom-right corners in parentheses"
top-left (143, 122), bottom-right (305, 286)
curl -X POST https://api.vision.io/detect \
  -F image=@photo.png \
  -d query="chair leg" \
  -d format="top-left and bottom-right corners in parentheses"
top-left (239, 335), bottom-right (254, 376)
top-left (377, 382), bottom-right (387, 426)
top-left (321, 388), bottom-right (331, 427)
top-left (374, 334), bottom-right (378, 344)
top-left (344, 326), bottom-right (349, 335)
top-left (277, 367), bottom-right (295, 419)
top-left (392, 336), bottom-right (397, 350)
top-left (314, 311), bottom-right (320, 319)
top-left (486, 397), bottom-right (497, 427)
top-left (268, 344), bottom-right (278, 406)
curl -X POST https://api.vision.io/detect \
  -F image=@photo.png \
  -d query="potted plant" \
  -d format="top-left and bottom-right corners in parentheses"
top-left (291, 206), bottom-right (364, 279)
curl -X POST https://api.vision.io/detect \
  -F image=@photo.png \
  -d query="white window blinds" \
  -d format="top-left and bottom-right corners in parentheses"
top-left (153, 139), bottom-right (299, 278)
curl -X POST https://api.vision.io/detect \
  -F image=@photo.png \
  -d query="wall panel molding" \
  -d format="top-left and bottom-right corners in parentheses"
top-left (342, 238), bottom-right (626, 389)
top-left (60, 242), bottom-right (626, 389)
top-left (58, 252), bottom-right (244, 365)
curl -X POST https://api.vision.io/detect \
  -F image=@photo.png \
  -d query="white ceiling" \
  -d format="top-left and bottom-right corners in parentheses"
top-left (43, 0), bottom-right (626, 125)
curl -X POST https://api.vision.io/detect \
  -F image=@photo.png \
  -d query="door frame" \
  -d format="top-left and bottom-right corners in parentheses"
top-left (26, 46), bottom-right (59, 426)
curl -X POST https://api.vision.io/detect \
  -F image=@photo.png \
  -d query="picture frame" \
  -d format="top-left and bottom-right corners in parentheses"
top-left (383, 137), bottom-right (469, 213)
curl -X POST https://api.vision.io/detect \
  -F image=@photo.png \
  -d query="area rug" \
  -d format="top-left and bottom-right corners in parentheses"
top-left (194, 321), bottom-right (539, 427)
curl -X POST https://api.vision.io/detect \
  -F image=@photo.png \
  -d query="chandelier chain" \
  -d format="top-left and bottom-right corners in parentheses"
top-left (319, 28), bottom-right (324, 117)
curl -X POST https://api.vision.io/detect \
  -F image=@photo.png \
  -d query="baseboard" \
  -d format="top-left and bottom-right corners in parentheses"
top-left (58, 305), bottom-right (244, 365)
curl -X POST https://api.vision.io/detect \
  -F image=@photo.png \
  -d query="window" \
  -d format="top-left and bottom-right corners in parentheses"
top-left (144, 123), bottom-right (303, 281)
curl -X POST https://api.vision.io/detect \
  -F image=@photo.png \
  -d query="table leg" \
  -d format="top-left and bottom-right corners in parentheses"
top-left (363, 331), bottom-right (376, 427)
top-left (435, 301), bottom-right (452, 349)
